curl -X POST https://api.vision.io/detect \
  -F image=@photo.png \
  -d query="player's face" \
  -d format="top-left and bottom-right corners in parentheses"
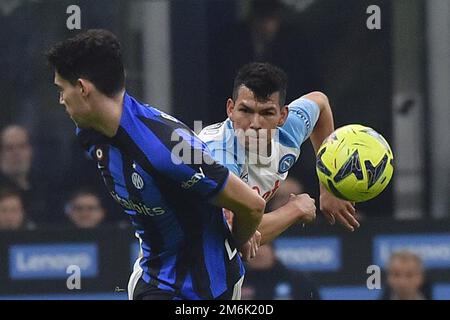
top-left (227, 85), bottom-right (288, 150)
top-left (54, 72), bottom-right (91, 127)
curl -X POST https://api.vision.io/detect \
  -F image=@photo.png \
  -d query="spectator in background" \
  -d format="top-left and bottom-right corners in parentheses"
top-left (64, 189), bottom-right (106, 229)
top-left (0, 125), bottom-right (32, 191)
top-left (0, 125), bottom-right (50, 223)
top-left (57, 137), bottom-right (125, 225)
top-left (242, 243), bottom-right (321, 300)
top-left (380, 250), bottom-right (431, 300)
top-left (0, 187), bottom-right (35, 231)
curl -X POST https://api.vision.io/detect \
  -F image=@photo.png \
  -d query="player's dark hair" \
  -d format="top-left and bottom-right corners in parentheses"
top-left (46, 29), bottom-right (125, 97)
top-left (232, 62), bottom-right (287, 106)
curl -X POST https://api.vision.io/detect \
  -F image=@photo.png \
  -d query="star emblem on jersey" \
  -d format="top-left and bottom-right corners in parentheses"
top-left (132, 172), bottom-right (145, 190)
top-left (278, 154), bottom-right (296, 174)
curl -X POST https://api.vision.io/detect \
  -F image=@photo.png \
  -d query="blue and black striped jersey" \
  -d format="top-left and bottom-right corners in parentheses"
top-left (77, 93), bottom-right (244, 299)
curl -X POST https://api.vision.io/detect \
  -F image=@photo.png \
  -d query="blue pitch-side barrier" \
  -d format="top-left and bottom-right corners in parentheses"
top-left (1, 218), bottom-right (450, 300)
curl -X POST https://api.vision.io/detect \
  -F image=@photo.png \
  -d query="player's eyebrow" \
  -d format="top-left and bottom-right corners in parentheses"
top-left (259, 105), bottom-right (277, 112)
top-left (238, 102), bottom-right (277, 113)
top-left (53, 83), bottom-right (63, 90)
top-left (238, 103), bottom-right (254, 110)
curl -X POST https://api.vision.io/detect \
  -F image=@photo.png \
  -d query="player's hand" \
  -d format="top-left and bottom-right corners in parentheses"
top-left (286, 193), bottom-right (317, 224)
top-left (239, 230), bottom-right (262, 261)
top-left (223, 208), bottom-right (234, 231)
top-left (319, 189), bottom-right (360, 231)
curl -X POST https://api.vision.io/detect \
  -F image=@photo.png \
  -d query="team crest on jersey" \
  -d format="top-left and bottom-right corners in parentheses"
top-left (132, 172), bottom-right (145, 190)
top-left (278, 154), bottom-right (296, 174)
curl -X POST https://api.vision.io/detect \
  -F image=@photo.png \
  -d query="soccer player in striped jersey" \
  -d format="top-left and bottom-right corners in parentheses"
top-left (199, 63), bottom-right (360, 244)
top-left (46, 29), bottom-right (265, 300)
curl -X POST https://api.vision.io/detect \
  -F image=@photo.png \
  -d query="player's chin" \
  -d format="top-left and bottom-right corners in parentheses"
top-left (70, 115), bottom-right (85, 128)
top-left (245, 136), bottom-right (262, 149)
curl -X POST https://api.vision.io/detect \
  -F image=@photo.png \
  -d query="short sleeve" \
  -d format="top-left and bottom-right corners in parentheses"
top-left (281, 98), bottom-right (320, 148)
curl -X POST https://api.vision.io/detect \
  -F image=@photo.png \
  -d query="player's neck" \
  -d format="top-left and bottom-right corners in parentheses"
top-left (89, 91), bottom-right (125, 138)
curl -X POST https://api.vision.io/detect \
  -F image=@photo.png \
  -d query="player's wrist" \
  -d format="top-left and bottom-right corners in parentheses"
top-left (282, 196), bottom-right (307, 221)
top-left (319, 183), bottom-right (328, 195)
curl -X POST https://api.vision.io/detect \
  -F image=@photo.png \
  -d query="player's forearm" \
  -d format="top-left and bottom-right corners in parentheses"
top-left (257, 204), bottom-right (301, 245)
top-left (232, 210), bottom-right (263, 248)
top-left (305, 92), bottom-right (335, 196)
top-left (212, 173), bottom-right (265, 247)
top-left (304, 91), bottom-right (335, 155)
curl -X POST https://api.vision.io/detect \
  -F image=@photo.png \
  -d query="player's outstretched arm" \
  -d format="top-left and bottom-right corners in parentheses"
top-left (211, 173), bottom-right (265, 247)
top-left (303, 91), bottom-right (360, 231)
top-left (258, 193), bottom-right (316, 245)
top-left (302, 91), bottom-right (334, 156)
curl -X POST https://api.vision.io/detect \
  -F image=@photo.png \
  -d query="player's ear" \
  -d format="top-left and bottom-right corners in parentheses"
top-left (277, 105), bottom-right (289, 126)
top-left (77, 79), bottom-right (92, 97)
top-left (226, 98), bottom-right (235, 119)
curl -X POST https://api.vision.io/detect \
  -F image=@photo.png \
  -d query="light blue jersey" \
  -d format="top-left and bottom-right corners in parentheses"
top-left (199, 98), bottom-right (320, 201)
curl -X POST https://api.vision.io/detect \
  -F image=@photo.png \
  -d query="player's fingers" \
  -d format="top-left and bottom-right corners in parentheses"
top-left (342, 209), bottom-right (360, 228)
top-left (344, 211), bottom-right (359, 228)
top-left (335, 212), bottom-right (354, 231)
top-left (251, 240), bottom-right (257, 258)
top-left (346, 202), bottom-right (356, 215)
top-left (327, 212), bottom-right (336, 225)
top-left (323, 211), bottom-right (335, 225)
top-left (255, 232), bottom-right (261, 247)
top-left (244, 247), bottom-right (251, 261)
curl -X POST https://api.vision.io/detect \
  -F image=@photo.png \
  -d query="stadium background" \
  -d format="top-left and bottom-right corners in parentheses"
top-left (0, 0), bottom-right (449, 299)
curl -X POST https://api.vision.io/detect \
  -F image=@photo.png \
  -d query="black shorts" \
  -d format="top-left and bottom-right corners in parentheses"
top-left (133, 278), bottom-right (235, 300)
top-left (133, 278), bottom-right (175, 300)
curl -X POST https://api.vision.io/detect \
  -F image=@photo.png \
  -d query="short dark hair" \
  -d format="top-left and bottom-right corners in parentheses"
top-left (46, 29), bottom-right (125, 97)
top-left (232, 62), bottom-right (287, 106)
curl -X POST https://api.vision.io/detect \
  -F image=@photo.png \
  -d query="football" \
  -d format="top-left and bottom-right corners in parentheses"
top-left (316, 124), bottom-right (394, 202)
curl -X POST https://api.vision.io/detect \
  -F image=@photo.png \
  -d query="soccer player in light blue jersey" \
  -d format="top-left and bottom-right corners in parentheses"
top-left (46, 29), bottom-right (266, 300)
top-left (199, 63), bottom-right (360, 244)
